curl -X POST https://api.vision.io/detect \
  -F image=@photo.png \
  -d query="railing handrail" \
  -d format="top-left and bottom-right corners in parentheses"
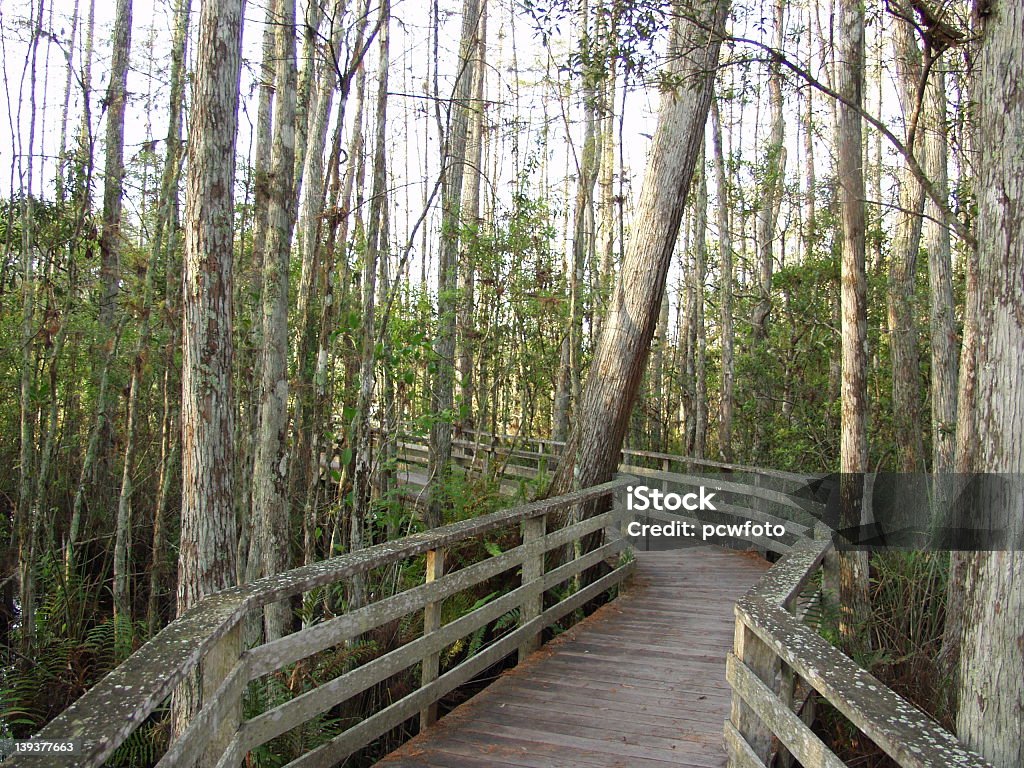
top-left (16, 478), bottom-right (629, 767)
top-left (384, 425), bottom-right (825, 486)
top-left (726, 529), bottom-right (993, 768)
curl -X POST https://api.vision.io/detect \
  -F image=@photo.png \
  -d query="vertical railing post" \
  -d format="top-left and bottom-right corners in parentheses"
top-left (519, 512), bottom-right (546, 662)
top-left (201, 620), bottom-right (242, 768)
top-left (728, 618), bottom-right (779, 767)
top-left (753, 473), bottom-right (767, 557)
top-left (420, 547), bottom-right (445, 729)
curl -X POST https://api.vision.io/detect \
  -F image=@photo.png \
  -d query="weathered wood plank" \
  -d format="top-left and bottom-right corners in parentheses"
top-left (420, 548), bottom-right (445, 728)
top-left (735, 598), bottom-right (993, 768)
top-left (234, 539), bottom-right (627, 756)
top-left (723, 719), bottom-right (767, 768)
top-left (18, 481), bottom-right (628, 768)
top-left (519, 513), bottom-right (545, 661)
top-left (11, 589), bottom-right (249, 768)
top-left (157, 645), bottom-right (248, 768)
top-left (743, 535), bottom-right (830, 609)
top-left (726, 653), bottom-right (845, 768)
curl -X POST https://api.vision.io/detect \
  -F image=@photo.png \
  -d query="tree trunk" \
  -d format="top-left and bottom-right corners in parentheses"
top-left (15, 0), bottom-right (45, 653)
top-left (955, 3), bottom-right (1024, 764)
top-left (886, 11), bottom-right (926, 472)
top-left (833, 0), bottom-right (871, 656)
top-left (924, 62), bottom-right (957, 475)
top-left (427, 0), bottom-right (483, 528)
top-left (457, 2), bottom-right (487, 430)
top-left (173, 0), bottom-right (244, 734)
top-left (595, 51), bottom-right (617, 332)
top-left (114, 0), bottom-right (189, 636)
top-left (548, 0), bottom-right (728, 502)
top-left (568, 0), bottom-right (601, 424)
top-left (144, 0), bottom-right (189, 638)
top-left (235, 0), bottom-right (277, 585)
top-left (291, 0), bottom-right (325, 193)
top-left (803, 13), bottom-right (817, 262)
top-left (99, 0), bottom-right (132, 327)
top-left (751, 0), bottom-right (786, 456)
top-left (96, 0), bottom-right (133, 634)
top-left (692, 155), bottom-right (708, 459)
top-left (650, 283), bottom-right (668, 448)
top-left (292, 0), bottom-right (375, 569)
top-left (711, 95), bottom-right (734, 461)
top-left (349, 0), bottom-right (390, 611)
top-left (248, 0), bottom-right (298, 644)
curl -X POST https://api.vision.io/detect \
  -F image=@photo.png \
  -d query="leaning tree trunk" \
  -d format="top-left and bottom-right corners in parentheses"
top-left (548, 0), bottom-right (728, 504)
top-left (172, 0), bottom-right (245, 740)
top-left (955, 2), bottom-right (1024, 765)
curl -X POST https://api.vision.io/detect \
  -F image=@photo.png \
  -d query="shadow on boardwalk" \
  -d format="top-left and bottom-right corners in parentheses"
top-left (377, 547), bottom-right (769, 768)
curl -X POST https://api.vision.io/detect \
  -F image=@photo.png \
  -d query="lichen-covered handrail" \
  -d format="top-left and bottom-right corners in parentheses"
top-left (14, 478), bottom-right (629, 767)
top-left (728, 527), bottom-right (993, 768)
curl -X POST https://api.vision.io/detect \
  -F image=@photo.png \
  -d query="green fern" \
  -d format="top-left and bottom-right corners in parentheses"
top-left (107, 717), bottom-right (169, 767)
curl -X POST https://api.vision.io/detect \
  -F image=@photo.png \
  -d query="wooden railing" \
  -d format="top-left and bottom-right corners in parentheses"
top-left (17, 431), bottom-right (987, 768)
top-left (725, 528), bottom-right (993, 768)
top-left (386, 426), bottom-right (822, 499)
top-left (12, 479), bottom-right (633, 767)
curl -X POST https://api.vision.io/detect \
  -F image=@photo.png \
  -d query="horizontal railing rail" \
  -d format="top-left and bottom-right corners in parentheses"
top-left (725, 528), bottom-right (993, 768)
top-left (12, 479), bottom-right (632, 768)
top-left (382, 426), bottom-right (824, 495)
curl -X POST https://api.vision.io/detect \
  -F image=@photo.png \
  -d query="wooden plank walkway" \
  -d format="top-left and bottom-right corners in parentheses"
top-left (376, 546), bottom-right (770, 768)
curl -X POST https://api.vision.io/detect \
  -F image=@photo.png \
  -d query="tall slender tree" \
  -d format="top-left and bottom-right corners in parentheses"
top-left (955, 2), bottom-right (1024, 765)
top-left (834, 0), bottom-right (871, 654)
top-left (886, 6), bottom-right (927, 472)
top-left (457, 2), bottom-right (487, 430)
top-left (711, 95), bottom-right (734, 461)
top-left (98, 0), bottom-right (132, 328)
top-left (349, 0), bottom-right (390, 610)
top-left (174, 0), bottom-right (245, 733)
top-left (427, 0), bottom-right (483, 529)
top-left (248, 0), bottom-right (299, 643)
top-left (924, 59), bottom-right (957, 475)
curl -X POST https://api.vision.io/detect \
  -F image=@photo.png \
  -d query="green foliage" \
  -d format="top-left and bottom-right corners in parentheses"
top-left (520, 0), bottom-right (670, 81)
top-left (1, 555), bottom-right (146, 741)
top-left (108, 717), bottom-right (169, 768)
top-left (866, 551), bottom-right (952, 726)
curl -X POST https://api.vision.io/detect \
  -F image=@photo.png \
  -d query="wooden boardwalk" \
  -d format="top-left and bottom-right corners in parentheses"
top-left (377, 546), bottom-right (770, 768)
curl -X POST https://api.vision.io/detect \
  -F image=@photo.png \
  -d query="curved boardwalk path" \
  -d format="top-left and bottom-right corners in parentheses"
top-left (377, 546), bottom-right (770, 768)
